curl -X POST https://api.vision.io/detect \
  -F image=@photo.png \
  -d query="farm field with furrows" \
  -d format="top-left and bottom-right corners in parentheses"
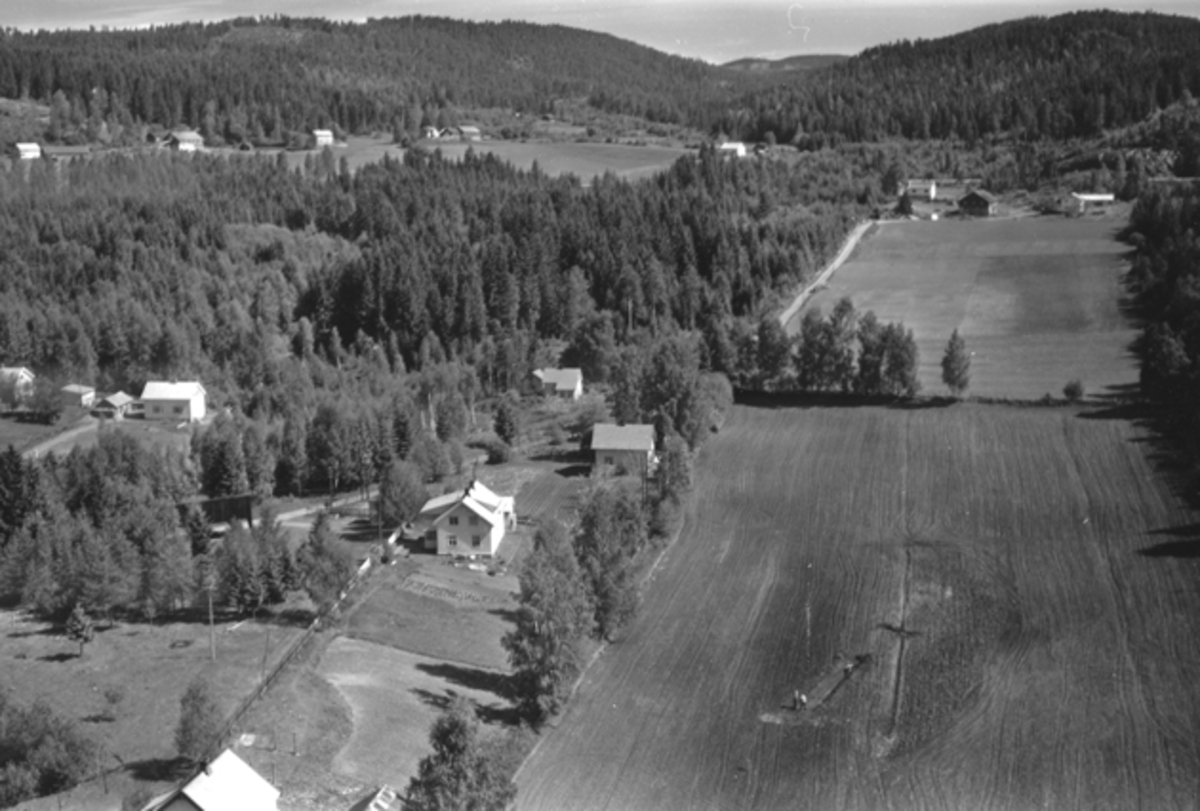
top-left (515, 403), bottom-right (1200, 811)
top-left (799, 218), bottom-right (1138, 400)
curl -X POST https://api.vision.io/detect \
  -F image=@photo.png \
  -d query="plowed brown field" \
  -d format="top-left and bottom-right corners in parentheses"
top-left (515, 403), bottom-right (1200, 811)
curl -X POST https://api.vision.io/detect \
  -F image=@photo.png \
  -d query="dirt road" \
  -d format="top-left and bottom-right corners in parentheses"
top-left (779, 220), bottom-right (874, 333)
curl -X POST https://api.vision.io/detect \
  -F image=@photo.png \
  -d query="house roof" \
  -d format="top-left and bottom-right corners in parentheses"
top-left (458, 125), bottom-right (481, 134)
top-left (141, 381), bottom-right (206, 401)
top-left (97, 391), bottom-right (134, 408)
top-left (907, 179), bottom-right (936, 188)
top-left (0, 367), bottom-right (34, 379)
top-left (15, 142), bottom-right (40, 151)
top-left (419, 480), bottom-right (512, 522)
top-left (42, 145), bottom-right (91, 157)
top-left (959, 189), bottom-right (997, 204)
top-left (146, 749), bottom-right (279, 811)
top-left (1071, 193), bottom-right (1115, 202)
top-left (313, 129), bottom-right (333, 136)
top-left (592, 423), bottom-right (655, 452)
top-left (61, 384), bottom-right (95, 395)
top-left (433, 496), bottom-right (503, 528)
top-left (534, 368), bottom-right (582, 391)
top-left (171, 131), bottom-right (204, 143)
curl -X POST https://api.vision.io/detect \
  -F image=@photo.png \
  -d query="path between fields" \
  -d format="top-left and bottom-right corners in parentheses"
top-left (778, 220), bottom-right (875, 332)
top-left (21, 417), bottom-right (96, 459)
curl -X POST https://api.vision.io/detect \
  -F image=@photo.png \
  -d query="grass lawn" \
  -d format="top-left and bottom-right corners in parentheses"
top-left (0, 604), bottom-right (308, 808)
top-left (516, 402), bottom-right (1200, 811)
top-left (0, 417), bottom-right (62, 453)
top-left (799, 217), bottom-right (1138, 400)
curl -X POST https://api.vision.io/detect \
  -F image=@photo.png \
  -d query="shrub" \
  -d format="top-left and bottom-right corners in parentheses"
top-left (486, 440), bottom-right (512, 465)
top-left (1063, 379), bottom-right (1085, 402)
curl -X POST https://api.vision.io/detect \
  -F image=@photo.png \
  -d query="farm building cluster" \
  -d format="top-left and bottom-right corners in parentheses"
top-left (0, 367), bottom-right (207, 422)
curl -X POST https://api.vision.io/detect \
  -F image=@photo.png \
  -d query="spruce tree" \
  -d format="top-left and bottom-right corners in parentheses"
top-left (941, 328), bottom-right (971, 396)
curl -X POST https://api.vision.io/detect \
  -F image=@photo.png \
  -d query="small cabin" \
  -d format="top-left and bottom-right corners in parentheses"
top-left (13, 143), bottom-right (41, 161)
top-left (457, 125), bottom-right (482, 141)
top-left (718, 141), bottom-right (747, 158)
top-left (532, 368), bottom-right (583, 400)
top-left (906, 179), bottom-right (938, 201)
top-left (140, 380), bottom-right (206, 422)
top-left (591, 423), bottom-right (656, 476)
top-left (313, 129), bottom-right (334, 148)
top-left (60, 384), bottom-right (96, 409)
top-left (167, 131), bottom-right (204, 152)
top-left (958, 189), bottom-right (997, 217)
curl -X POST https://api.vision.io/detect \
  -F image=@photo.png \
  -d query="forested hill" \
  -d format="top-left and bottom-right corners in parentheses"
top-left (717, 10), bottom-right (1200, 145)
top-left (0, 16), bottom-right (740, 143)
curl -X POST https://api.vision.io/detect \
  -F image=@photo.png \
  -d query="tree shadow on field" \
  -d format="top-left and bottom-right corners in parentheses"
top-left (488, 607), bottom-right (521, 624)
top-left (415, 661), bottom-right (514, 701)
top-left (733, 389), bottom-right (956, 411)
top-left (1077, 402), bottom-right (1200, 512)
top-left (1138, 524), bottom-right (1200, 559)
top-left (411, 687), bottom-right (452, 712)
top-left (127, 756), bottom-right (191, 782)
top-left (38, 652), bottom-right (77, 663)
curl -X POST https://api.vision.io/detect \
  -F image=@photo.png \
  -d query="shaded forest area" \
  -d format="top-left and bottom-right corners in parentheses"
top-left (0, 15), bottom-right (744, 145)
top-left (719, 11), bottom-right (1200, 146)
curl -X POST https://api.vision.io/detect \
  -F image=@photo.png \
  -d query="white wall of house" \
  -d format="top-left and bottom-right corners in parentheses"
top-left (143, 394), bottom-right (204, 421)
top-left (436, 503), bottom-right (503, 556)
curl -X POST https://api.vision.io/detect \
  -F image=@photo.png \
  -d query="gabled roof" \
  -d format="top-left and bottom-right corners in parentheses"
top-left (0, 367), bottom-right (34, 379)
top-left (145, 749), bottom-right (279, 811)
top-left (1071, 193), bottom-right (1115, 202)
top-left (97, 391), bottom-right (134, 408)
top-left (141, 381), bottom-right (205, 401)
top-left (533, 368), bottom-right (582, 391)
top-left (61, 384), bottom-right (94, 395)
top-left (592, 423), bottom-right (655, 452)
top-left (419, 480), bottom-right (512, 523)
top-left (433, 496), bottom-right (503, 528)
top-left (959, 189), bottom-right (997, 204)
top-left (313, 129), bottom-right (333, 136)
top-left (170, 130), bottom-right (204, 143)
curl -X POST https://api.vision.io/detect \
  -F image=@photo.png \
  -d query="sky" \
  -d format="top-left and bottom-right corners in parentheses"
top-left (6, 0), bottom-right (1199, 64)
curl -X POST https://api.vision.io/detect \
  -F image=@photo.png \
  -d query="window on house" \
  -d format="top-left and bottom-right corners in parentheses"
top-left (472, 536), bottom-right (482, 548)
top-left (173, 406), bottom-right (184, 415)
top-left (447, 535), bottom-right (457, 546)
top-left (449, 516), bottom-right (459, 526)
top-left (604, 456), bottom-right (614, 465)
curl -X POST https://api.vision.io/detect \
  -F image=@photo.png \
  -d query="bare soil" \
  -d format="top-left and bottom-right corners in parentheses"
top-left (515, 403), bottom-right (1200, 811)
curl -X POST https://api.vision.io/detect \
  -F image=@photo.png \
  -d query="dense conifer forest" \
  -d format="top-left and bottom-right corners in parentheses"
top-left (719, 11), bottom-right (1200, 145)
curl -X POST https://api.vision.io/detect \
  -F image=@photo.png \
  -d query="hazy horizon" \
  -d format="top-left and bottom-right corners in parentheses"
top-left (5, 1), bottom-right (1199, 63)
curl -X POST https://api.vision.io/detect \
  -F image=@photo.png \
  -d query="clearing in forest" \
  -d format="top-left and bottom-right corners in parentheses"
top-left (515, 402), bottom-right (1200, 811)
top-left (799, 218), bottom-right (1137, 400)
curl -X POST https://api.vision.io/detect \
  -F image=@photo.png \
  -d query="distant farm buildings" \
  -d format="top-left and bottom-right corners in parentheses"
top-left (1070, 192), bottom-right (1115, 214)
top-left (906, 179), bottom-right (938, 201)
top-left (456, 125), bottom-right (482, 141)
top-left (421, 126), bottom-right (443, 140)
top-left (12, 142), bottom-right (41, 160)
top-left (167, 130), bottom-right (204, 152)
top-left (718, 141), bottom-right (748, 158)
top-left (312, 129), bottom-right (334, 148)
top-left (60, 384), bottom-right (96, 409)
top-left (416, 480), bottom-right (516, 556)
top-left (532, 368), bottom-right (583, 400)
top-left (42, 145), bottom-right (91, 163)
top-left (958, 189), bottom-right (998, 217)
top-left (140, 380), bottom-right (206, 422)
top-left (93, 391), bottom-right (134, 419)
top-left (591, 423), bottom-right (656, 476)
top-left (0, 367), bottom-right (35, 407)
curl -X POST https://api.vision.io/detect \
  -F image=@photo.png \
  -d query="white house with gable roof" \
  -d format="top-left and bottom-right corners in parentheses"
top-left (416, 480), bottom-right (515, 556)
top-left (142, 748), bottom-right (278, 811)
top-left (140, 380), bottom-right (206, 422)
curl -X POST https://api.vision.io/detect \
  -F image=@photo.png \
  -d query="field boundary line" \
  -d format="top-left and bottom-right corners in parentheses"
top-left (511, 509), bottom-right (688, 785)
top-left (778, 220), bottom-right (874, 331)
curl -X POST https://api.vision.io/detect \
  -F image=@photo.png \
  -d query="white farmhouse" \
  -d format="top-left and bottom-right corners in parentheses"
top-left (313, 129), bottom-right (334, 147)
top-left (140, 380), bottom-right (206, 422)
top-left (416, 480), bottom-right (516, 557)
top-left (142, 749), bottom-right (279, 811)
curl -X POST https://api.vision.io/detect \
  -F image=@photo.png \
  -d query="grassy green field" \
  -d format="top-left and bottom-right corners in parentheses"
top-left (273, 136), bottom-right (690, 182)
top-left (799, 217), bottom-right (1138, 400)
top-left (0, 418), bottom-right (62, 453)
top-left (515, 402), bottom-right (1200, 810)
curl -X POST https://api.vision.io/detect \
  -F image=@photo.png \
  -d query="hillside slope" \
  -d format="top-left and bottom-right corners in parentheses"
top-left (718, 10), bottom-right (1200, 145)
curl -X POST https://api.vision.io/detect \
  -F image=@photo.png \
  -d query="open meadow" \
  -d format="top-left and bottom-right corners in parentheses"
top-left (798, 217), bottom-right (1138, 400)
top-left (515, 402), bottom-right (1200, 810)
